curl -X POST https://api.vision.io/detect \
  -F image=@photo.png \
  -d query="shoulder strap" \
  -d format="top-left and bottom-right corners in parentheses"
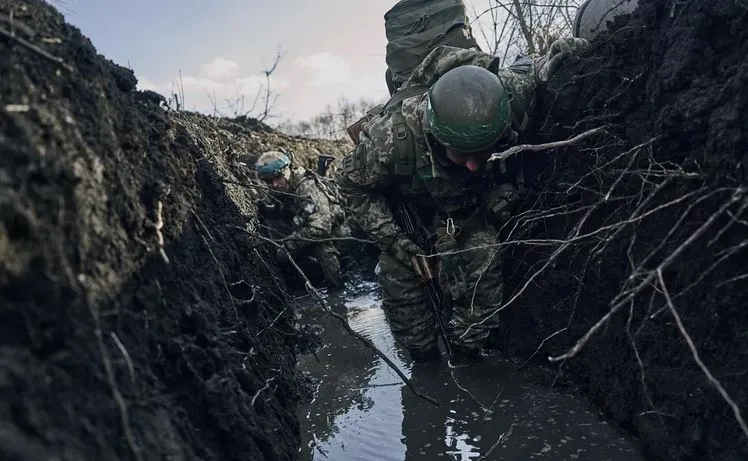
top-left (382, 84), bottom-right (430, 112)
top-left (382, 84), bottom-right (430, 177)
top-left (390, 108), bottom-right (417, 176)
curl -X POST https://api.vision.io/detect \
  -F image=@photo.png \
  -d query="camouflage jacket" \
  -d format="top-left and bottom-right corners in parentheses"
top-left (261, 166), bottom-right (346, 250)
top-left (336, 45), bottom-right (543, 252)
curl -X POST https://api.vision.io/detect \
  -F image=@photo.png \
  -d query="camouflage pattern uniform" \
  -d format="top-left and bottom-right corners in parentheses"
top-left (337, 45), bottom-right (542, 357)
top-left (261, 165), bottom-right (349, 288)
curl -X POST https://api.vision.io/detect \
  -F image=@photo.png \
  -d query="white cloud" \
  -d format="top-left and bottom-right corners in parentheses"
top-left (136, 57), bottom-right (289, 116)
top-left (294, 52), bottom-right (351, 86)
top-left (201, 57), bottom-right (239, 81)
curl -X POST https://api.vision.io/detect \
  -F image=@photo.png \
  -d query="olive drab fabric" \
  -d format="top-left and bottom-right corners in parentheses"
top-left (336, 44), bottom-right (546, 356)
top-left (384, 0), bottom-right (481, 94)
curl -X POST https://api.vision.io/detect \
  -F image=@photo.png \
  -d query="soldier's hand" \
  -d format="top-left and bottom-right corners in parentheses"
top-left (539, 37), bottom-right (589, 81)
top-left (549, 37), bottom-right (589, 58)
top-left (387, 235), bottom-right (425, 267)
top-left (484, 183), bottom-right (518, 223)
top-left (283, 232), bottom-right (301, 252)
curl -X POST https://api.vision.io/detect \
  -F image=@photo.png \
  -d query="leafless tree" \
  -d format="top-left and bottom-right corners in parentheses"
top-left (205, 46), bottom-right (285, 122)
top-left (281, 96), bottom-right (384, 140)
top-left (471, 0), bottom-right (582, 64)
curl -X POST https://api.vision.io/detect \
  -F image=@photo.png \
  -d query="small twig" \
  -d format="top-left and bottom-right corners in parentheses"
top-left (0, 26), bottom-right (74, 72)
top-left (250, 377), bottom-right (276, 407)
top-left (489, 126), bottom-right (607, 162)
top-left (450, 369), bottom-right (491, 412)
top-left (658, 269), bottom-right (748, 441)
top-left (110, 332), bottom-right (135, 386)
top-left (155, 201), bottom-right (169, 264)
top-left (348, 382), bottom-right (402, 391)
top-left (221, 178), bottom-right (305, 199)
top-left (191, 208), bottom-right (215, 242)
top-left (84, 293), bottom-right (143, 461)
top-left (716, 272), bottom-right (748, 288)
top-left (489, 328), bottom-right (567, 411)
top-left (280, 234), bottom-right (377, 246)
top-left (549, 187), bottom-right (744, 362)
top-left (0, 12), bottom-right (36, 38)
top-left (251, 231), bottom-right (439, 406)
top-left (256, 304), bottom-right (289, 336)
top-left (476, 423), bottom-right (516, 460)
top-left (192, 209), bottom-right (239, 321)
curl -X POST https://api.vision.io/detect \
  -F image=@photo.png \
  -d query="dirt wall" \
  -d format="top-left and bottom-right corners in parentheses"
top-left (0, 1), bottom-right (341, 459)
top-left (499, 1), bottom-right (748, 460)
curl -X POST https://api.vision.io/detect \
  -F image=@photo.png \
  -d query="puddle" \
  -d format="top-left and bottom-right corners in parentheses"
top-left (297, 280), bottom-right (645, 461)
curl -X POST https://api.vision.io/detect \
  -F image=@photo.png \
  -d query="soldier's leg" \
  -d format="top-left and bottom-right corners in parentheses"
top-left (377, 251), bottom-right (440, 361)
top-left (310, 243), bottom-right (344, 288)
top-left (437, 223), bottom-right (502, 359)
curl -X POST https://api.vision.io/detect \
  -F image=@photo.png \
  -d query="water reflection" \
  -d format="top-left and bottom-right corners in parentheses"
top-left (297, 281), bottom-right (645, 461)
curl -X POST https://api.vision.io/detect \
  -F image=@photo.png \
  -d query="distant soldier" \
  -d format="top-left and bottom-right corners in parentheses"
top-left (254, 150), bottom-right (349, 288)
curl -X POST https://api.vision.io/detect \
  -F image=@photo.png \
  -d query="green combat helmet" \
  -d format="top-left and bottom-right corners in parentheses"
top-left (255, 150), bottom-right (291, 180)
top-left (426, 65), bottom-right (511, 153)
top-left (573, 0), bottom-right (638, 41)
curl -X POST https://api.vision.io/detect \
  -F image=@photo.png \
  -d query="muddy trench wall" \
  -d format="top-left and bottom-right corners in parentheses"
top-left (0, 1), bottom-right (326, 460)
top-left (2, 1), bottom-right (748, 461)
top-left (499, 1), bottom-right (748, 460)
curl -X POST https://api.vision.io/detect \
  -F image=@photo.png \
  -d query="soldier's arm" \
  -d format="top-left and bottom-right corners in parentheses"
top-left (497, 36), bottom-right (589, 134)
top-left (336, 130), bottom-right (421, 256)
top-left (286, 179), bottom-right (334, 249)
top-left (496, 56), bottom-right (542, 134)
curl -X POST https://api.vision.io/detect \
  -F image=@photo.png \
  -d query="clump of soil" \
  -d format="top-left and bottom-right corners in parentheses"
top-left (0, 1), bottom-right (325, 460)
top-left (500, 1), bottom-right (748, 460)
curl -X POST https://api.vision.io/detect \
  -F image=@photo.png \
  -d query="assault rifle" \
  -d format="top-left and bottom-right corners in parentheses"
top-left (390, 199), bottom-right (453, 359)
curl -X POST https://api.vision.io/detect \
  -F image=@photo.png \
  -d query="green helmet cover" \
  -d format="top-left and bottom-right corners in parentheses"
top-left (255, 151), bottom-right (291, 179)
top-left (426, 65), bottom-right (511, 153)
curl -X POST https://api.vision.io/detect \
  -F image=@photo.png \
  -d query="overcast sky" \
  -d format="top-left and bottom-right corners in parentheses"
top-left (61, 0), bottom-right (500, 124)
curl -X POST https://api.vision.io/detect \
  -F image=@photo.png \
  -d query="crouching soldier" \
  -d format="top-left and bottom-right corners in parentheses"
top-left (336, 38), bottom-right (589, 365)
top-left (254, 150), bottom-right (349, 288)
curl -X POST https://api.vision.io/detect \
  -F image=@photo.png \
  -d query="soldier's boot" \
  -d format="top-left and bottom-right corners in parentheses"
top-left (447, 343), bottom-right (485, 368)
top-left (409, 344), bottom-right (441, 363)
top-left (320, 261), bottom-right (343, 288)
top-left (313, 244), bottom-right (344, 289)
top-left (446, 315), bottom-right (489, 368)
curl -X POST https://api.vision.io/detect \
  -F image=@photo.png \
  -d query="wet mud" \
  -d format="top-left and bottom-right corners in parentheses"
top-left (297, 280), bottom-right (646, 461)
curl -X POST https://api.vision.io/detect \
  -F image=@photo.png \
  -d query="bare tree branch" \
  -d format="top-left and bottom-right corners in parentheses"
top-left (658, 269), bottom-right (748, 440)
top-left (243, 230), bottom-right (440, 407)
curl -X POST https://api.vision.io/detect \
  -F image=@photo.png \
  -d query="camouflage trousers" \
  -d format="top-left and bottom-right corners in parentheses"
top-left (378, 214), bottom-right (503, 355)
top-left (281, 241), bottom-right (343, 288)
top-left (310, 243), bottom-right (343, 288)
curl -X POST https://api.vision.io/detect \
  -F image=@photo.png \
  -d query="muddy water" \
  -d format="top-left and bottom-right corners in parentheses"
top-left (296, 280), bottom-right (645, 461)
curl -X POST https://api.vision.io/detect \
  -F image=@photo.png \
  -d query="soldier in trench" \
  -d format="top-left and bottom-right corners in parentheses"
top-left (336, 39), bottom-right (589, 366)
top-left (253, 150), bottom-right (350, 289)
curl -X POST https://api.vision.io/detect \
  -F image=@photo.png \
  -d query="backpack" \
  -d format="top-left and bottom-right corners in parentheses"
top-left (346, 0), bottom-right (481, 149)
top-left (384, 0), bottom-right (481, 94)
